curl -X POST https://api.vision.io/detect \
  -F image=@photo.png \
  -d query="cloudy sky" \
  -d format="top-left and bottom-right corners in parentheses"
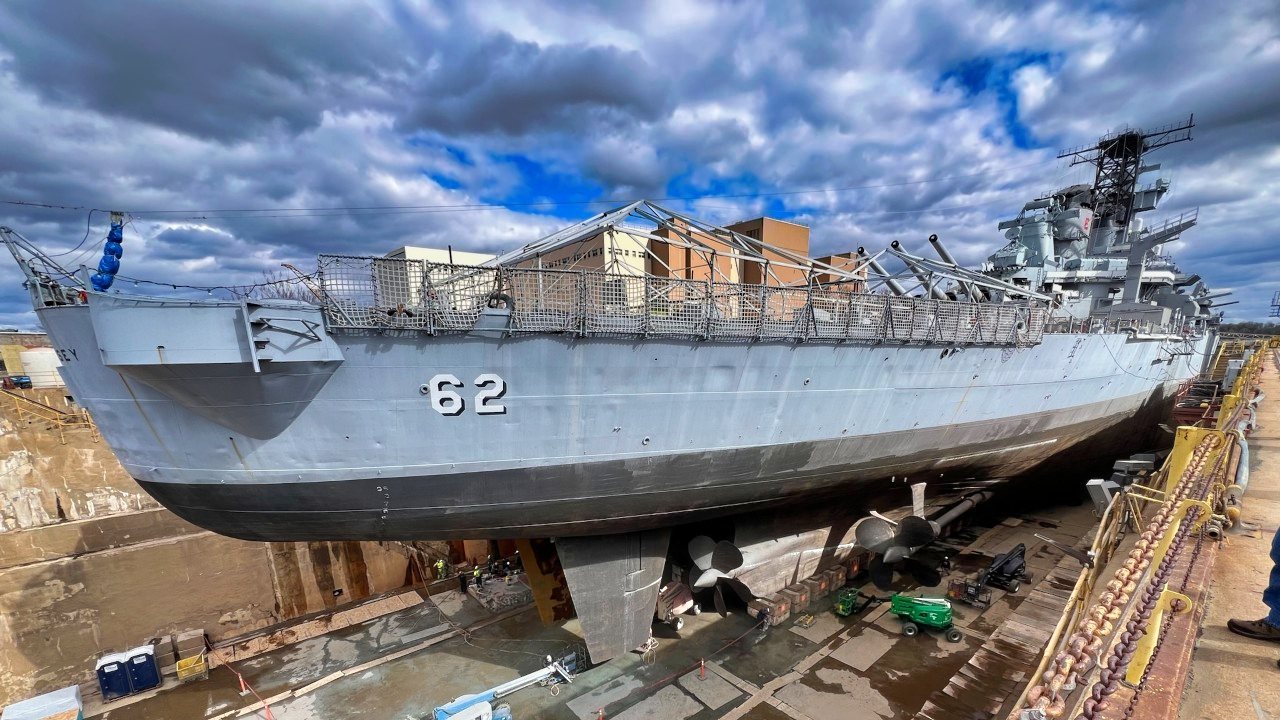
top-left (0, 0), bottom-right (1276, 327)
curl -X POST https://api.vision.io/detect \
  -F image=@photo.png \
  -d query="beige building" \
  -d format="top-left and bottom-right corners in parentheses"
top-left (386, 245), bottom-right (495, 266)
top-left (726, 217), bottom-right (812, 286)
top-left (0, 331), bottom-right (53, 379)
top-left (516, 228), bottom-right (649, 276)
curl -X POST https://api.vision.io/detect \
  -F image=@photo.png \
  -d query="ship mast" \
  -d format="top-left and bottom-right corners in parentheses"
top-left (1056, 115), bottom-right (1194, 250)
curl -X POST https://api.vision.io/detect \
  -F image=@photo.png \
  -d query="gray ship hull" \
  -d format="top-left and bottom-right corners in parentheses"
top-left (34, 295), bottom-right (1208, 541)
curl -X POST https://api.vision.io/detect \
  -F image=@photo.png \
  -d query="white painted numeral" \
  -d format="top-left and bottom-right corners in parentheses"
top-left (423, 373), bottom-right (507, 416)
top-left (425, 374), bottom-right (465, 416)
top-left (474, 373), bottom-right (507, 415)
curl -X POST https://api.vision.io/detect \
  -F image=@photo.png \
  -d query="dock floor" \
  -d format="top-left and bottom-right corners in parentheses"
top-left (95, 503), bottom-right (1098, 720)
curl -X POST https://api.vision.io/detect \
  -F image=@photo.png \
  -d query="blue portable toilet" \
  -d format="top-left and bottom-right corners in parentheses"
top-left (125, 645), bottom-right (162, 693)
top-left (95, 652), bottom-right (132, 701)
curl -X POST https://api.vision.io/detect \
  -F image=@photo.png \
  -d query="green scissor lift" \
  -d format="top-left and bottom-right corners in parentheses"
top-left (889, 594), bottom-right (964, 643)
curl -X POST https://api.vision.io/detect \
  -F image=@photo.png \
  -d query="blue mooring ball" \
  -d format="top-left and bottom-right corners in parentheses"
top-left (104, 240), bottom-right (123, 258)
top-left (97, 255), bottom-right (120, 274)
top-left (90, 272), bottom-right (114, 291)
top-left (108, 224), bottom-right (123, 242)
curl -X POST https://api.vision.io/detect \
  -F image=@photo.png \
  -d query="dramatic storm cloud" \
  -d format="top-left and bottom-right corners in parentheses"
top-left (0, 0), bottom-right (1276, 327)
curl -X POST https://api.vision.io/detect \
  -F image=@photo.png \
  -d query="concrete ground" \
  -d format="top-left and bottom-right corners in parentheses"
top-left (1181, 354), bottom-right (1280, 720)
top-left (92, 500), bottom-right (1096, 720)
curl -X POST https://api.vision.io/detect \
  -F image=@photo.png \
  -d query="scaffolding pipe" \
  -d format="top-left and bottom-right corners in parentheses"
top-left (856, 248), bottom-right (906, 296)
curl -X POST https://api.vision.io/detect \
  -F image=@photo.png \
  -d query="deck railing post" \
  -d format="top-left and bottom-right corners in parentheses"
top-left (578, 270), bottom-right (588, 337)
top-left (706, 278), bottom-right (716, 338)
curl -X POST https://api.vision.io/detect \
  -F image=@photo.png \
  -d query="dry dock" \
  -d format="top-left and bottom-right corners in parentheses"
top-left (2, 342), bottom-right (1276, 720)
top-left (79, 500), bottom-right (1096, 720)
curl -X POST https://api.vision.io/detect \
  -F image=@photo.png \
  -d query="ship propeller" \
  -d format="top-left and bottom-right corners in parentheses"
top-left (854, 483), bottom-right (942, 590)
top-left (688, 535), bottom-right (745, 617)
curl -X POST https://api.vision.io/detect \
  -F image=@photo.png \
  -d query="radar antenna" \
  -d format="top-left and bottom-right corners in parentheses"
top-left (1057, 115), bottom-right (1194, 236)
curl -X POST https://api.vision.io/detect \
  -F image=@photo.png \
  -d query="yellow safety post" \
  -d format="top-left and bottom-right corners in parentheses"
top-left (1126, 485), bottom-right (1167, 504)
top-left (1125, 586), bottom-right (1192, 685)
top-left (1217, 393), bottom-right (1240, 429)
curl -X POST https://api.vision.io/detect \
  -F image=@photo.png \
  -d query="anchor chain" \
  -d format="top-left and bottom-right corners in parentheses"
top-left (1121, 513), bottom-right (1212, 719)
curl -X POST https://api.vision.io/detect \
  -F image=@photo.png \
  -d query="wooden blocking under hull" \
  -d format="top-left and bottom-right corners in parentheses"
top-left (781, 584), bottom-right (810, 612)
top-left (802, 574), bottom-right (830, 599)
top-left (750, 596), bottom-right (789, 626)
top-left (174, 630), bottom-right (206, 658)
top-left (823, 565), bottom-right (848, 589)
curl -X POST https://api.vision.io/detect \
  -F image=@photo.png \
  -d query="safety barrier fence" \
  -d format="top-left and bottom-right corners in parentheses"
top-left (316, 255), bottom-right (1048, 346)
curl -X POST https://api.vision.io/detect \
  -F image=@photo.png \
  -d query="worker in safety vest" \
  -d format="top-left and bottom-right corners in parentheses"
top-left (434, 558), bottom-right (446, 579)
top-left (474, 566), bottom-right (484, 589)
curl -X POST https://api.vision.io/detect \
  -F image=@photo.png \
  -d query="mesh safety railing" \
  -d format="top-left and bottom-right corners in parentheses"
top-left (1043, 316), bottom-right (1195, 336)
top-left (317, 255), bottom-right (1048, 346)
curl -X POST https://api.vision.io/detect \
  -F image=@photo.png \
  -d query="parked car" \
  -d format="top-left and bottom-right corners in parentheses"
top-left (7, 375), bottom-right (33, 389)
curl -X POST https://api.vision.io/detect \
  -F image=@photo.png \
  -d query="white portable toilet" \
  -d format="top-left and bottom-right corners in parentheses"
top-left (18, 347), bottom-right (63, 388)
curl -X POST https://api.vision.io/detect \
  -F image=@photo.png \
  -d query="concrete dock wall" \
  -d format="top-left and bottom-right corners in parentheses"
top-left (0, 399), bottom-right (413, 707)
top-left (0, 389), bottom-right (153, 531)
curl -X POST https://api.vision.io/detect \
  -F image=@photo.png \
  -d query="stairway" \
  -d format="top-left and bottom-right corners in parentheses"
top-left (1, 388), bottom-right (99, 444)
top-left (1207, 340), bottom-right (1245, 381)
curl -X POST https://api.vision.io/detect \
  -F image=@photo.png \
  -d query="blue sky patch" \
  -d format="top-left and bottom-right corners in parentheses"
top-left (491, 153), bottom-right (604, 216)
top-left (939, 51), bottom-right (1056, 150)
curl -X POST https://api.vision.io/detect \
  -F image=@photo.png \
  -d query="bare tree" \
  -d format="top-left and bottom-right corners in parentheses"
top-left (250, 269), bottom-right (317, 301)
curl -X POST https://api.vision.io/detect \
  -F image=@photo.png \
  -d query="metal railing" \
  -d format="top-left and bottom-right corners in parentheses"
top-left (318, 255), bottom-right (1048, 346)
top-left (1043, 316), bottom-right (1192, 337)
top-left (2, 388), bottom-right (99, 445)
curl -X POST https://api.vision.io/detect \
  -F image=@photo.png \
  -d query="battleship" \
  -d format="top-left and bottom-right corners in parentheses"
top-left (0, 117), bottom-right (1226, 660)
